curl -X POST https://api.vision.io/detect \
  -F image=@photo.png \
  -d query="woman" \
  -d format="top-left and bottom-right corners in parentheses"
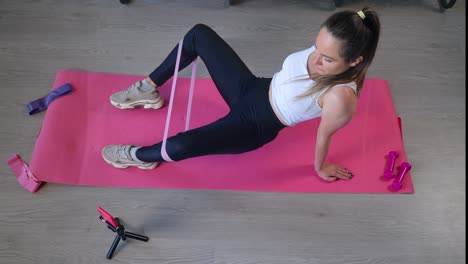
top-left (102, 7), bottom-right (381, 182)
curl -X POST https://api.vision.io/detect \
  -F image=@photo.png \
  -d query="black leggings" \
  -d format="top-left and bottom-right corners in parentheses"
top-left (137, 24), bottom-right (286, 162)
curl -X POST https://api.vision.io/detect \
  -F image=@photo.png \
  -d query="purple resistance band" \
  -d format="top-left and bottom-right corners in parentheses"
top-left (26, 83), bottom-right (73, 115)
top-left (161, 39), bottom-right (198, 162)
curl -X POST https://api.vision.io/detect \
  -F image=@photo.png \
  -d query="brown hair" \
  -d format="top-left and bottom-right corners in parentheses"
top-left (299, 7), bottom-right (380, 98)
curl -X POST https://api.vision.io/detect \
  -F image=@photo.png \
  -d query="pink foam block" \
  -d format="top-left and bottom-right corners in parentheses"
top-left (26, 70), bottom-right (413, 193)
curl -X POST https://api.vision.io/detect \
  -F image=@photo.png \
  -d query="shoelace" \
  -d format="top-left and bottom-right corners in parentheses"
top-left (117, 146), bottom-right (133, 162)
top-left (123, 81), bottom-right (142, 98)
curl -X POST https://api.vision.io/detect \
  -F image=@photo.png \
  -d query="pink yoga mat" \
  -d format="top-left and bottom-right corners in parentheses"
top-left (26, 70), bottom-right (413, 193)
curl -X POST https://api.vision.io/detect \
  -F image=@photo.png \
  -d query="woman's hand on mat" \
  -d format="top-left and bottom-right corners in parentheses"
top-left (317, 162), bottom-right (353, 182)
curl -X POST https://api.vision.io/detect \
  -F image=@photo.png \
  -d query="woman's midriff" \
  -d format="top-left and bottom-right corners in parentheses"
top-left (268, 82), bottom-right (289, 127)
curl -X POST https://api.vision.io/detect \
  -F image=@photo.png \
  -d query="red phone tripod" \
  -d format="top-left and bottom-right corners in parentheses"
top-left (97, 207), bottom-right (149, 259)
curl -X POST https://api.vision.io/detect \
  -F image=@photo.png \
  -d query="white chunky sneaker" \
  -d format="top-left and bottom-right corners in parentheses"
top-left (110, 81), bottom-right (164, 110)
top-left (102, 145), bottom-right (158, 170)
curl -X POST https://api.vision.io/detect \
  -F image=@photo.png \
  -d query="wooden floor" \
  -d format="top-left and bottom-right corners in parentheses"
top-left (0, 0), bottom-right (465, 263)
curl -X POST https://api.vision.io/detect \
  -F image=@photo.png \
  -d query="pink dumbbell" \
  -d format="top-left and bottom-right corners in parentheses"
top-left (391, 162), bottom-right (412, 191)
top-left (384, 151), bottom-right (399, 180)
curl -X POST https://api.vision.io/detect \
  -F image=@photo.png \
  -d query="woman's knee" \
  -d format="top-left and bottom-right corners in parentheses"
top-left (188, 23), bottom-right (216, 38)
top-left (192, 23), bottom-right (212, 32)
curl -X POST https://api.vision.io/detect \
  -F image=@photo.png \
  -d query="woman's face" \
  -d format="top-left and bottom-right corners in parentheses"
top-left (310, 27), bottom-right (361, 76)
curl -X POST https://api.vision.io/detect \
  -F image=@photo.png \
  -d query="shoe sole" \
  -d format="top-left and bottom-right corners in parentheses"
top-left (102, 156), bottom-right (158, 170)
top-left (111, 97), bottom-right (164, 110)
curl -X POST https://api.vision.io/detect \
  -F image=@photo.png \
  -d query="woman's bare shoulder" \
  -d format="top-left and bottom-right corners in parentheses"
top-left (323, 85), bottom-right (357, 114)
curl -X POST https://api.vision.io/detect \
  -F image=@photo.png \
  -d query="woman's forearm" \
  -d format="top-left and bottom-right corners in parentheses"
top-left (314, 134), bottom-right (331, 172)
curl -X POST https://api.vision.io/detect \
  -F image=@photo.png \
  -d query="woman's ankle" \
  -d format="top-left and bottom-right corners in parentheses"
top-left (145, 77), bottom-right (158, 88)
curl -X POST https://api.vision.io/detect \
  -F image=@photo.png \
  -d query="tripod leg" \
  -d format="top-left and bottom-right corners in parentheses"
top-left (106, 234), bottom-right (121, 259)
top-left (125, 231), bottom-right (149, 242)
